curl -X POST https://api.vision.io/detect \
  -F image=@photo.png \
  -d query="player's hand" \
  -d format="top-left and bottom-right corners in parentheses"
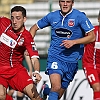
top-left (32, 71), bottom-right (42, 84)
top-left (60, 40), bottom-right (76, 48)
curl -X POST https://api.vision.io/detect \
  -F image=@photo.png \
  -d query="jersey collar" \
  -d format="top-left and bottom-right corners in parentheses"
top-left (60, 8), bottom-right (73, 17)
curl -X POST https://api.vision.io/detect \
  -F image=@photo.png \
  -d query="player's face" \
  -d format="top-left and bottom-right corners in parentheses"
top-left (11, 11), bottom-right (26, 32)
top-left (59, 0), bottom-right (74, 16)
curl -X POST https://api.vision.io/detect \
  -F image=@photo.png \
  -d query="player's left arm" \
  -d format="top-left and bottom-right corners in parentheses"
top-left (60, 30), bottom-right (95, 48)
top-left (24, 32), bottom-right (42, 83)
top-left (24, 52), bottom-right (33, 77)
top-left (31, 57), bottom-right (41, 83)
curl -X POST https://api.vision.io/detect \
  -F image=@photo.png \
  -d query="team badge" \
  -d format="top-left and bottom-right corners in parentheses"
top-left (68, 19), bottom-right (75, 27)
top-left (18, 38), bottom-right (24, 46)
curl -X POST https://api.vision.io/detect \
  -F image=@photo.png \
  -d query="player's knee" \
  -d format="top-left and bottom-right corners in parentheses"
top-left (0, 94), bottom-right (6, 100)
top-left (36, 95), bottom-right (41, 100)
top-left (51, 85), bottom-right (61, 92)
top-left (31, 86), bottom-right (40, 98)
top-left (93, 86), bottom-right (100, 92)
top-left (31, 92), bottom-right (40, 100)
top-left (23, 84), bottom-right (40, 99)
top-left (92, 83), bottom-right (100, 91)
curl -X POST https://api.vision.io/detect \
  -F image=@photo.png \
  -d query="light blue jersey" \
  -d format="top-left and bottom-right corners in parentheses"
top-left (37, 9), bottom-right (94, 63)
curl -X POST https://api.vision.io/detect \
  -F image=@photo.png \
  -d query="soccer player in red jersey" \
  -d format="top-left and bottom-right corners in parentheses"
top-left (0, 6), bottom-right (41, 100)
top-left (82, 11), bottom-right (100, 100)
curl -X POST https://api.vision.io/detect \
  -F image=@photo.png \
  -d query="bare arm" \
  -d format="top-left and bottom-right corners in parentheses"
top-left (31, 57), bottom-right (40, 72)
top-left (25, 24), bottom-right (39, 75)
top-left (60, 30), bottom-right (95, 48)
top-left (24, 53), bottom-right (33, 77)
top-left (24, 24), bottom-right (41, 83)
top-left (29, 24), bottom-right (39, 38)
top-left (31, 57), bottom-right (41, 83)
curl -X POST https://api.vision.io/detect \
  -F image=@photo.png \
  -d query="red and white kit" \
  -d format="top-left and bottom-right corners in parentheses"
top-left (0, 17), bottom-right (39, 92)
top-left (82, 25), bottom-right (100, 85)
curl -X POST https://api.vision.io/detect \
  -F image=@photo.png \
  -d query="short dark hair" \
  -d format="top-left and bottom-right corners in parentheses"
top-left (59, 0), bottom-right (74, 2)
top-left (11, 6), bottom-right (26, 17)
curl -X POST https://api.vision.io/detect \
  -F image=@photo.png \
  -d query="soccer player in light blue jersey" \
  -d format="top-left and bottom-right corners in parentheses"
top-left (29, 0), bottom-right (95, 100)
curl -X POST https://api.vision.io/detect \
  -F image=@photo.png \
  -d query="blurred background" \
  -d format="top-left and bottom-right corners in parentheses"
top-left (0, 0), bottom-right (100, 71)
top-left (1, 0), bottom-right (100, 100)
top-left (0, 0), bottom-right (100, 70)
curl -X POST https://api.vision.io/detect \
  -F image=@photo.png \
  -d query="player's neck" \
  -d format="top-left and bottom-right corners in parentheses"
top-left (13, 26), bottom-right (24, 33)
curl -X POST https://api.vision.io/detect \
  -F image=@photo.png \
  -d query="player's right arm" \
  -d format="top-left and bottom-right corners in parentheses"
top-left (29, 24), bottom-right (39, 38)
top-left (0, 17), bottom-right (11, 35)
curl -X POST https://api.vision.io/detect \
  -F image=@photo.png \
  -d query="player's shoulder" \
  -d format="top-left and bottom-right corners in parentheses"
top-left (23, 28), bottom-right (30, 34)
top-left (73, 9), bottom-right (86, 16)
top-left (0, 16), bottom-right (11, 26)
top-left (22, 28), bottom-right (32, 37)
top-left (0, 16), bottom-right (10, 22)
top-left (47, 10), bottom-right (60, 16)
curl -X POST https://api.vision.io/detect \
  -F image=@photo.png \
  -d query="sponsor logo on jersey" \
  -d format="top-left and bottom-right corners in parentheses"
top-left (18, 38), bottom-right (24, 46)
top-left (55, 28), bottom-right (72, 38)
top-left (0, 33), bottom-right (17, 48)
top-left (68, 19), bottom-right (75, 27)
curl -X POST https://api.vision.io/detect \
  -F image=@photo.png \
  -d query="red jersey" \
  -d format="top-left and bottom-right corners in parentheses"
top-left (0, 17), bottom-right (39, 77)
top-left (82, 25), bottom-right (100, 68)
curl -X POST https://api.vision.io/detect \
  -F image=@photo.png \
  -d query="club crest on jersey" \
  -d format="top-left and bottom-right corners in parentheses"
top-left (55, 28), bottom-right (72, 38)
top-left (18, 38), bottom-right (24, 46)
top-left (68, 19), bottom-right (75, 27)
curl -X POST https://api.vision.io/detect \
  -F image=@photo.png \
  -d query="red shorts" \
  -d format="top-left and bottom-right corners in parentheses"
top-left (83, 65), bottom-right (100, 85)
top-left (0, 66), bottom-right (33, 92)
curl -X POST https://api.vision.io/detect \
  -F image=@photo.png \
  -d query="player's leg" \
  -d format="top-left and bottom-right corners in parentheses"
top-left (83, 67), bottom-right (100, 100)
top-left (0, 84), bottom-right (6, 100)
top-left (57, 62), bottom-right (78, 99)
top-left (40, 84), bottom-right (66, 100)
top-left (92, 83), bottom-right (100, 99)
top-left (9, 67), bottom-right (41, 100)
top-left (23, 83), bottom-right (40, 100)
top-left (40, 84), bottom-right (65, 99)
top-left (48, 73), bottom-right (61, 100)
top-left (7, 87), bottom-right (24, 100)
top-left (17, 91), bottom-right (24, 100)
top-left (0, 85), bottom-right (13, 100)
top-left (7, 87), bottom-right (14, 96)
top-left (58, 88), bottom-right (66, 99)
top-left (40, 84), bottom-right (50, 100)
top-left (0, 76), bottom-right (13, 100)
top-left (45, 58), bottom-right (65, 100)
top-left (85, 66), bottom-right (100, 100)
top-left (7, 87), bottom-right (14, 100)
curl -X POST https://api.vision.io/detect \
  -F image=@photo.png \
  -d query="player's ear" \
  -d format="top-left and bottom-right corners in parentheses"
top-left (23, 17), bottom-right (27, 23)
